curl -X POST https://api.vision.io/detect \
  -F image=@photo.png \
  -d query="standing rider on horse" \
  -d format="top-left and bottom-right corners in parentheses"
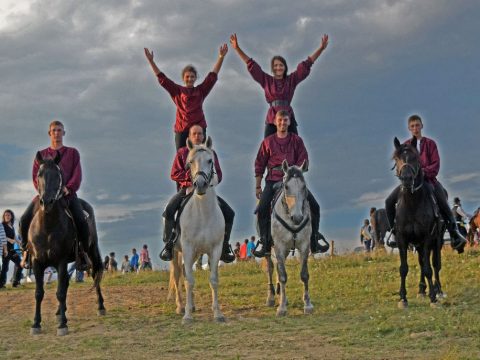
top-left (385, 114), bottom-right (467, 253)
top-left (19, 120), bottom-right (90, 269)
top-left (159, 125), bottom-right (236, 263)
top-left (253, 110), bottom-right (328, 257)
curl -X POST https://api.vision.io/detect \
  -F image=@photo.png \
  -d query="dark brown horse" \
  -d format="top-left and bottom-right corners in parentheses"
top-left (370, 208), bottom-right (389, 248)
top-left (467, 209), bottom-right (480, 247)
top-left (27, 152), bottom-right (105, 336)
top-left (391, 137), bottom-right (443, 308)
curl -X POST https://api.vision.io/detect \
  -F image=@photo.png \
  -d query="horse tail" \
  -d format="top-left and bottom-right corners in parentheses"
top-left (167, 250), bottom-right (183, 301)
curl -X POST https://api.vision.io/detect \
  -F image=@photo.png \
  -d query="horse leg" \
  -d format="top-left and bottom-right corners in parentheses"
top-left (300, 248), bottom-right (313, 314)
top-left (266, 255), bottom-right (275, 307)
top-left (209, 246), bottom-right (225, 322)
top-left (398, 244), bottom-right (409, 309)
top-left (182, 249), bottom-right (195, 324)
top-left (432, 239), bottom-right (444, 299)
top-left (416, 247), bottom-right (427, 298)
top-left (56, 261), bottom-right (69, 336)
top-left (422, 244), bottom-right (438, 306)
top-left (31, 263), bottom-right (45, 335)
top-left (275, 250), bottom-right (288, 317)
top-left (172, 251), bottom-right (184, 315)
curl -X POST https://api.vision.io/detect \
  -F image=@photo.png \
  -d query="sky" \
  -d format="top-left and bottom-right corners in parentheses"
top-left (1, 0), bottom-right (479, 267)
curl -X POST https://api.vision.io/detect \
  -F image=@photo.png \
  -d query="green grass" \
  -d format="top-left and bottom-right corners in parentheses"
top-left (0, 249), bottom-right (479, 359)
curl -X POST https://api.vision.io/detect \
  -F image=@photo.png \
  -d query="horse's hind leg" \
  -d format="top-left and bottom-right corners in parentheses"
top-left (182, 249), bottom-right (195, 324)
top-left (275, 250), bottom-right (288, 317)
top-left (56, 261), bottom-right (69, 336)
top-left (416, 247), bottom-right (427, 298)
top-left (300, 249), bottom-right (313, 314)
top-left (31, 263), bottom-right (46, 335)
top-left (422, 245), bottom-right (438, 306)
top-left (266, 255), bottom-right (275, 307)
top-left (209, 248), bottom-right (225, 322)
top-left (432, 239), bottom-right (444, 299)
top-left (398, 245), bottom-right (409, 309)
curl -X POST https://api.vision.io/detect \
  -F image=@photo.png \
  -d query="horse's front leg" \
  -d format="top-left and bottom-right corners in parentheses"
top-left (422, 243), bottom-right (438, 307)
top-left (31, 262), bottom-right (46, 335)
top-left (172, 251), bottom-right (184, 315)
top-left (416, 246), bottom-right (427, 298)
top-left (432, 237), bottom-right (444, 299)
top-left (209, 244), bottom-right (225, 322)
top-left (398, 243), bottom-right (409, 309)
top-left (266, 255), bottom-right (275, 307)
top-left (275, 248), bottom-right (288, 317)
top-left (299, 246), bottom-right (313, 314)
top-left (56, 261), bottom-right (69, 336)
top-left (182, 249), bottom-right (195, 324)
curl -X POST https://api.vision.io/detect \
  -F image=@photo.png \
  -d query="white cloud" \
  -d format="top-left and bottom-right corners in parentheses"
top-left (352, 188), bottom-right (391, 207)
top-left (446, 172), bottom-right (480, 184)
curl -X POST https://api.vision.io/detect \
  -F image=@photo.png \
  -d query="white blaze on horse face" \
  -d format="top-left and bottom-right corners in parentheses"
top-left (188, 146), bottom-right (214, 195)
top-left (285, 177), bottom-right (306, 224)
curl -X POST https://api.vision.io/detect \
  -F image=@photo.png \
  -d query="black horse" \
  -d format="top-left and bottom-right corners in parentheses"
top-left (390, 137), bottom-right (443, 308)
top-left (370, 208), bottom-right (389, 248)
top-left (27, 152), bottom-right (105, 335)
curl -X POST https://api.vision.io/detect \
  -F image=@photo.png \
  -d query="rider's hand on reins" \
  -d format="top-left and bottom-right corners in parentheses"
top-left (256, 187), bottom-right (262, 199)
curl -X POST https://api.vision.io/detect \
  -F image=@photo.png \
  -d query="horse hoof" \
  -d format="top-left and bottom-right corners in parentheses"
top-left (30, 327), bottom-right (41, 335)
top-left (417, 293), bottom-right (426, 299)
top-left (57, 327), bottom-right (68, 336)
top-left (276, 309), bottom-right (287, 317)
top-left (430, 302), bottom-right (442, 309)
top-left (214, 315), bottom-right (226, 323)
top-left (182, 317), bottom-right (194, 325)
top-left (176, 307), bottom-right (185, 315)
top-left (397, 300), bottom-right (408, 309)
top-left (266, 299), bottom-right (275, 307)
top-left (304, 306), bottom-right (314, 315)
top-left (97, 309), bottom-right (107, 316)
top-left (436, 292), bottom-right (447, 300)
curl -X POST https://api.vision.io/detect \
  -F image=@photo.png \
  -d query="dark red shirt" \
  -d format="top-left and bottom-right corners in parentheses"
top-left (171, 146), bottom-right (222, 189)
top-left (157, 72), bottom-right (218, 133)
top-left (405, 136), bottom-right (440, 184)
top-left (32, 146), bottom-right (82, 196)
top-left (247, 57), bottom-right (313, 125)
top-left (255, 133), bottom-right (308, 182)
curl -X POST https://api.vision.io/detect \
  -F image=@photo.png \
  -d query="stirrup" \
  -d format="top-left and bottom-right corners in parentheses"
top-left (159, 246), bottom-right (173, 261)
top-left (253, 239), bottom-right (270, 258)
top-left (220, 244), bottom-right (235, 263)
top-left (312, 232), bottom-right (329, 254)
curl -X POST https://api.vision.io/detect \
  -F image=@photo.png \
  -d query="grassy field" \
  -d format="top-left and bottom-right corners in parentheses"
top-left (0, 248), bottom-right (479, 359)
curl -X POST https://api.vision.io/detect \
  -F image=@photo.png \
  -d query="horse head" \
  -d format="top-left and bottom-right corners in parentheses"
top-left (36, 151), bottom-right (64, 213)
top-left (281, 159), bottom-right (309, 225)
top-left (393, 137), bottom-right (423, 194)
top-left (186, 136), bottom-right (215, 196)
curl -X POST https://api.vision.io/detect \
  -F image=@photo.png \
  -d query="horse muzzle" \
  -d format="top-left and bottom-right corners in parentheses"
top-left (291, 214), bottom-right (304, 225)
top-left (193, 179), bottom-right (208, 195)
top-left (40, 197), bottom-right (55, 213)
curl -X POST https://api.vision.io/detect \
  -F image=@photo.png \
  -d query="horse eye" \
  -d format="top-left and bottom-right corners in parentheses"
top-left (208, 159), bottom-right (212, 164)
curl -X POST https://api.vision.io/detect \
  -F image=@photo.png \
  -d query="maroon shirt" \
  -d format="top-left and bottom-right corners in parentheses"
top-left (405, 136), bottom-right (440, 184)
top-left (171, 146), bottom-right (223, 189)
top-left (156, 71), bottom-right (218, 133)
top-left (255, 133), bottom-right (308, 182)
top-left (247, 57), bottom-right (313, 125)
top-left (33, 146), bottom-right (82, 196)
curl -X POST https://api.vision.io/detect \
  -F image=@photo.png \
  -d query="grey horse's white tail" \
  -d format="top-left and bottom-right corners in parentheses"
top-left (167, 250), bottom-right (183, 301)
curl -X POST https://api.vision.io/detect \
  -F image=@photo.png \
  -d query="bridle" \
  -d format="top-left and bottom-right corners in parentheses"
top-left (39, 163), bottom-right (64, 205)
top-left (395, 154), bottom-right (423, 194)
top-left (188, 149), bottom-right (216, 188)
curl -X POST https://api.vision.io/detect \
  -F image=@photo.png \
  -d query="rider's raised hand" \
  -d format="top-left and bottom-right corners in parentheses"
top-left (320, 34), bottom-right (329, 50)
top-left (219, 43), bottom-right (228, 58)
top-left (229, 34), bottom-right (239, 50)
top-left (144, 48), bottom-right (154, 62)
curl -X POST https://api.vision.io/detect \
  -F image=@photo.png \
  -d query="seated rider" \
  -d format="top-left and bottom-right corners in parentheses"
top-left (159, 125), bottom-right (236, 263)
top-left (452, 197), bottom-right (470, 237)
top-left (19, 120), bottom-right (90, 269)
top-left (385, 114), bottom-right (467, 252)
top-left (253, 110), bottom-right (328, 257)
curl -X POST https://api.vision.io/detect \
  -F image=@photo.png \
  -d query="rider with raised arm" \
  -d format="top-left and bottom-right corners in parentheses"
top-left (229, 33), bottom-right (328, 138)
top-left (19, 121), bottom-right (89, 269)
top-left (145, 44), bottom-right (228, 150)
top-left (159, 125), bottom-right (235, 263)
top-left (253, 110), bottom-right (328, 257)
top-left (385, 114), bottom-right (467, 253)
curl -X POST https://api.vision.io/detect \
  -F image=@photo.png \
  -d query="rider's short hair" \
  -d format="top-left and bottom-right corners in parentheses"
top-left (49, 120), bottom-right (64, 130)
top-left (276, 110), bottom-right (290, 119)
top-left (181, 65), bottom-right (197, 79)
top-left (407, 114), bottom-right (422, 124)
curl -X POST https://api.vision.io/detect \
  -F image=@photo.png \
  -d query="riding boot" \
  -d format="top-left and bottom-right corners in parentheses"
top-left (448, 223), bottom-right (467, 254)
top-left (253, 220), bottom-right (271, 258)
top-left (220, 221), bottom-right (235, 263)
top-left (310, 232), bottom-right (330, 254)
top-left (159, 219), bottom-right (176, 261)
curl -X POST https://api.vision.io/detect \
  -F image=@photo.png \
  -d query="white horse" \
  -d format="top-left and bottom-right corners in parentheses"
top-left (265, 160), bottom-right (314, 316)
top-left (169, 137), bottom-right (226, 324)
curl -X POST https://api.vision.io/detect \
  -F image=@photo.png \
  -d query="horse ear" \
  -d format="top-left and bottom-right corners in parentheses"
top-left (394, 137), bottom-right (401, 150)
top-left (35, 151), bottom-right (44, 165)
top-left (282, 159), bottom-right (289, 173)
top-left (54, 151), bottom-right (62, 165)
top-left (205, 136), bottom-right (212, 149)
top-left (410, 136), bottom-right (417, 150)
top-left (187, 139), bottom-right (194, 150)
top-left (301, 159), bottom-right (309, 172)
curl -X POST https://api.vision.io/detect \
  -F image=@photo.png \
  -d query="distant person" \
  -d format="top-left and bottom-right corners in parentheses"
top-left (239, 239), bottom-right (248, 261)
top-left (360, 219), bottom-right (373, 253)
top-left (247, 236), bottom-right (256, 260)
top-left (104, 255), bottom-right (110, 271)
top-left (0, 219), bottom-right (6, 268)
top-left (230, 33), bottom-right (329, 138)
top-left (0, 210), bottom-right (22, 288)
top-left (144, 43), bottom-right (228, 150)
top-left (130, 248), bottom-right (139, 272)
top-left (121, 255), bottom-right (131, 274)
top-left (108, 252), bottom-right (118, 272)
top-left (234, 242), bottom-right (241, 261)
top-left (452, 197), bottom-right (470, 238)
top-left (140, 244), bottom-right (152, 270)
